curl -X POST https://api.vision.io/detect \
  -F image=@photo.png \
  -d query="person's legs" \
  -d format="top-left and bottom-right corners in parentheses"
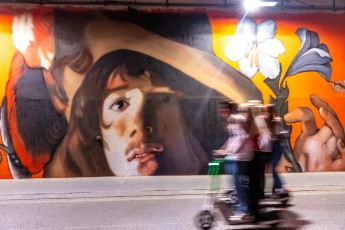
top-left (234, 161), bottom-right (249, 213)
top-left (258, 151), bottom-right (271, 199)
top-left (233, 160), bottom-right (253, 213)
top-left (249, 152), bottom-right (260, 220)
top-left (271, 140), bottom-right (283, 193)
top-left (225, 159), bottom-right (236, 175)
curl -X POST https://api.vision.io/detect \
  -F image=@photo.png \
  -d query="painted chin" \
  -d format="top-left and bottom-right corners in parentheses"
top-left (128, 153), bottom-right (158, 175)
top-left (136, 155), bottom-right (158, 176)
top-left (126, 144), bottom-right (163, 175)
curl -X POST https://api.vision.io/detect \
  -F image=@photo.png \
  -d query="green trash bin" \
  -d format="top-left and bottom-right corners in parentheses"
top-left (208, 158), bottom-right (225, 191)
top-left (208, 159), bottom-right (225, 175)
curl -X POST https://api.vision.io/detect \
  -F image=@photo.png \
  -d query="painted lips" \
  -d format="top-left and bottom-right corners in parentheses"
top-left (127, 143), bottom-right (163, 162)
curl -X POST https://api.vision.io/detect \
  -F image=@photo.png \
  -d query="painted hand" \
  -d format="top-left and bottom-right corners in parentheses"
top-left (284, 94), bottom-right (345, 171)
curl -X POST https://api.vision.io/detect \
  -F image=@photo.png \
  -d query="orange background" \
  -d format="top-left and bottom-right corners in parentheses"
top-left (0, 14), bottom-right (14, 178)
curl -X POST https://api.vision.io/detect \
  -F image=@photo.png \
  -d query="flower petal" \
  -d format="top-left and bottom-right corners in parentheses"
top-left (236, 18), bottom-right (257, 43)
top-left (287, 48), bottom-right (332, 76)
top-left (318, 43), bottom-right (329, 53)
top-left (296, 28), bottom-right (307, 50)
top-left (257, 20), bottom-right (277, 43)
top-left (239, 57), bottom-right (259, 78)
top-left (287, 63), bottom-right (332, 81)
top-left (294, 27), bottom-right (320, 60)
top-left (288, 27), bottom-right (325, 76)
top-left (225, 38), bottom-right (248, 61)
top-left (308, 31), bottom-right (320, 49)
top-left (258, 39), bottom-right (285, 57)
top-left (258, 53), bottom-right (280, 79)
top-left (302, 48), bottom-right (331, 59)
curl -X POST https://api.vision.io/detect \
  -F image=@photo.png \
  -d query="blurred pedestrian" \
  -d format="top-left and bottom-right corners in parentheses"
top-left (215, 101), bottom-right (238, 174)
top-left (270, 115), bottom-right (289, 195)
top-left (213, 102), bottom-right (256, 222)
top-left (227, 103), bottom-right (256, 222)
top-left (251, 103), bottom-right (273, 200)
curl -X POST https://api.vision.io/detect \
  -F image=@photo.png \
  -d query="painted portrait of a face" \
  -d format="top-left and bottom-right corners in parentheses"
top-left (59, 49), bottom-right (220, 177)
top-left (100, 66), bottom-right (165, 176)
top-left (2, 10), bottom-right (261, 178)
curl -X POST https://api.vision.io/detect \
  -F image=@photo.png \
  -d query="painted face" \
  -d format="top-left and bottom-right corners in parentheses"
top-left (100, 69), bottom-right (163, 176)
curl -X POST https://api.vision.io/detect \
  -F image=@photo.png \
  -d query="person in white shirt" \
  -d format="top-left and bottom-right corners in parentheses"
top-left (215, 103), bottom-right (256, 222)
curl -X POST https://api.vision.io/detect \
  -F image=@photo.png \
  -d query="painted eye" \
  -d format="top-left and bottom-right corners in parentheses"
top-left (109, 99), bottom-right (130, 112)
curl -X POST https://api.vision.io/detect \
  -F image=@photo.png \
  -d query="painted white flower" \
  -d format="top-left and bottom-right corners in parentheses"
top-left (225, 18), bottom-right (285, 79)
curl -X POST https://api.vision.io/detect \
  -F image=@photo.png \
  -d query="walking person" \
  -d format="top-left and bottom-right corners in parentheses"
top-left (229, 103), bottom-right (257, 222)
top-left (240, 101), bottom-right (272, 222)
top-left (251, 104), bottom-right (273, 200)
top-left (270, 115), bottom-right (289, 196)
top-left (215, 101), bottom-right (239, 175)
top-left (214, 102), bottom-right (256, 223)
top-left (262, 104), bottom-right (289, 197)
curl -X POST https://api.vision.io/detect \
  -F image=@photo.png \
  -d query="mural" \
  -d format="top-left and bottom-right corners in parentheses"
top-left (209, 11), bottom-right (345, 173)
top-left (223, 17), bottom-right (334, 172)
top-left (0, 7), bottom-right (344, 178)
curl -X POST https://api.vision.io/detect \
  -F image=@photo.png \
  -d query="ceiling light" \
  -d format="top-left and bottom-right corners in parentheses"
top-left (243, 0), bottom-right (278, 11)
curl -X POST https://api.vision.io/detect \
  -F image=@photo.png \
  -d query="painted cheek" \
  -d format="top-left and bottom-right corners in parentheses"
top-left (102, 93), bottom-right (123, 125)
top-left (115, 117), bottom-right (129, 137)
top-left (125, 89), bottom-right (144, 121)
top-left (102, 100), bottom-right (132, 138)
top-left (102, 102), bottom-right (113, 126)
top-left (102, 106), bottom-right (126, 137)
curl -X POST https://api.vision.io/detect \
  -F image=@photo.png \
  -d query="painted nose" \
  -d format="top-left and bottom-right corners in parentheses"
top-left (128, 126), bottom-right (151, 143)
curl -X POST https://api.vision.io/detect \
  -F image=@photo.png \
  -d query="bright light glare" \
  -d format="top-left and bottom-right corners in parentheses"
top-left (260, 1), bottom-right (278, 6)
top-left (243, 0), bottom-right (278, 11)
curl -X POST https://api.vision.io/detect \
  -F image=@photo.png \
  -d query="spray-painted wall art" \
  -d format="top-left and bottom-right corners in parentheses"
top-left (0, 7), bottom-right (344, 178)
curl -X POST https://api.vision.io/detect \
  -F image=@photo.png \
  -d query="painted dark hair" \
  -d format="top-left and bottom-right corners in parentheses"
top-left (50, 10), bottom-right (95, 105)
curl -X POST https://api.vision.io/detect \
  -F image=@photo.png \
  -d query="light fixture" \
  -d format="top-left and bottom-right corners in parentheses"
top-left (243, 0), bottom-right (278, 11)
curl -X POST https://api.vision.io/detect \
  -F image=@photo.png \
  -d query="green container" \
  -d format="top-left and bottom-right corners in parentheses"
top-left (208, 159), bottom-right (225, 175)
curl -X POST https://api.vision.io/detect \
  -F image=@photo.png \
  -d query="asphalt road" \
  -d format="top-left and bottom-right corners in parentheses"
top-left (0, 173), bottom-right (344, 229)
top-left (0, 190), bottom-right (344, 229)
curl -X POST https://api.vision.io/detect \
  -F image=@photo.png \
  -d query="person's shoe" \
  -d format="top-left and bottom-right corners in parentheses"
top-left (229, 212), bottom-right (255, 225)
top-left (274, 188), bottom-right (289, 194)
top-left (272, 188), bottom-right (289, 201)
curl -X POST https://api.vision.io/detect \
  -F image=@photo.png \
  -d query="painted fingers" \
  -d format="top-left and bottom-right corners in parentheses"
top-left (310, 94), bottom-right (345, 141)
top-left (284, 106), bottom-right (317, 136)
